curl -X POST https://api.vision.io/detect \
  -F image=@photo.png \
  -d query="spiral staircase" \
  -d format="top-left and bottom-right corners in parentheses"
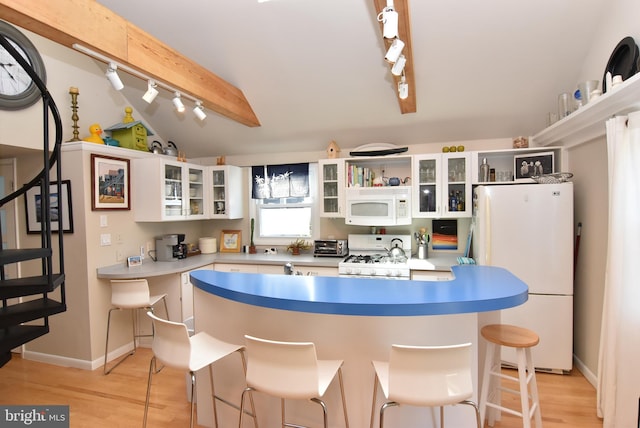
top-left (0, 34), bottom-right (66, 367)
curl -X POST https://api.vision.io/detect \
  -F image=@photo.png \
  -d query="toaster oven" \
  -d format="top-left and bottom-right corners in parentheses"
top-left (313, 239), bottom-right (348, 257)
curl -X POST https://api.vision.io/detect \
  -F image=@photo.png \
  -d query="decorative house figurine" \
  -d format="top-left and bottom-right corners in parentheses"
top-left (326, 140), bottom-right (340, 159)
top-left (82, 123), bottom-right (104, 144)
top-left (104, 107), bottom-right (153, 151)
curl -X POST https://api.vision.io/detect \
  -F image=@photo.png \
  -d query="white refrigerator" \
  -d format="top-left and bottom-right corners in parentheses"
top-left (473, 182), bottom-right (574, 373)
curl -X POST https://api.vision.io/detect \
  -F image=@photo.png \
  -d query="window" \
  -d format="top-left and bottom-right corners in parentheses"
top-left (249, 163), bottom-right (318, 245)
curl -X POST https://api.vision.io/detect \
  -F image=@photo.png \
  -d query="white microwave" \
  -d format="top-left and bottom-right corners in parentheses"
top-left (345, 186), bottom-right (412, 226)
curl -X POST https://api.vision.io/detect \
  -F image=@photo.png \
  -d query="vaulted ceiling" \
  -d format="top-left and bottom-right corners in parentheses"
top-left (9, 0), bottom-right (611, 158)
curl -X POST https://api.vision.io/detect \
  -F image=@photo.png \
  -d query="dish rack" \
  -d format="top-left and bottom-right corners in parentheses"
top-left (530, 172), bottom-right (573, 184)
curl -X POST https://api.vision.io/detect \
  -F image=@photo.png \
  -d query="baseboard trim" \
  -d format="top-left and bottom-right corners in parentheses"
top-left (573, 354), bottom-right (597, 388)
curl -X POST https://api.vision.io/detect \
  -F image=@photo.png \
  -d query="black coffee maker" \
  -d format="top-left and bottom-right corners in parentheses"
top-left (173, 233), bottom-right (187, 259)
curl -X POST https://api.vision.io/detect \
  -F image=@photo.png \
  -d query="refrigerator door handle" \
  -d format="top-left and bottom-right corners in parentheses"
top-left (485, 193), bottom-right (491, 265)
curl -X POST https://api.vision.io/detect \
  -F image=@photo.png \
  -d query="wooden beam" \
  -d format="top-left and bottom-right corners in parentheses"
top-left (0, 0), bottom-right (261, 127)
top-left (373, 0), bottom-right (416, 114)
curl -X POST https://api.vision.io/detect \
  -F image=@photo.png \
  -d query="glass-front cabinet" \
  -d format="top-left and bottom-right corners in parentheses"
top-left (412, 153), bottom-right (471, 218)
top-left (318, 159), bottom-right (345, 217)
top-left (209, 165), bottom-right (244, 219)
top-left (133, 158), bottom-right (206, 221)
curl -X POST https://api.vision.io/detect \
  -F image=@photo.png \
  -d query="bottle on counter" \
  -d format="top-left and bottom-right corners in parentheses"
top-left (480, 158), bottom-right (490, 182)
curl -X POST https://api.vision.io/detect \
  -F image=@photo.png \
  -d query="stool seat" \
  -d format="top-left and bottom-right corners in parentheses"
top-left (479, 324), bottom-right (542, 428)
top-left (481, 324), bottom-right (539, 349)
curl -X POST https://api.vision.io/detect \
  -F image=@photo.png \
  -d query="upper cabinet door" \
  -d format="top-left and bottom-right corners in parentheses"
top-left (209, 165), bottom-right (244, 219)
top-left (318, 159), bottom-right (345, 217)
top-left (412, 153), bottom-right (471, 218)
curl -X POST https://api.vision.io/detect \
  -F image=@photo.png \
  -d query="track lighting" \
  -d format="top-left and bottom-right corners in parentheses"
top-left (105, 62), bottom-right (124, 91)
top-left (378, 0), bottom-right (398, 39)
top-left (142, 80), bottom-right (159, 103)
top-left (398, 74), bottom-right (409, 100)
top-left (391, 54), bottom-right (406, 76)
top-left (193, 101), bottom-right (207, 121)
top-left (172, 92), bottom-right (185, 113)
top-left (385, 38), bottom-right (404, 63)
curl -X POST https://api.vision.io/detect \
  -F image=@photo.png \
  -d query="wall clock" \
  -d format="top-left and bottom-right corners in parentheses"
top-left (0, 20), bottom-right (47, 110)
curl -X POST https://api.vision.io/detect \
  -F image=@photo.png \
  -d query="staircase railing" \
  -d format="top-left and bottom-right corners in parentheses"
top-left (0, 30), bottom-right (66, 366)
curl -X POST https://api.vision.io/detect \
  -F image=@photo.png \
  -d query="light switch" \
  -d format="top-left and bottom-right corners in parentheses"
top-left (100, 233), bottom-right (111, 246)
top-left (100, 215), bottom-right (108, 227)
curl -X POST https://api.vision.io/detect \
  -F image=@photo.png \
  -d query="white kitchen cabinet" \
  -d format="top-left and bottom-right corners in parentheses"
top-left (412, 153), bottom-right (471, 218)
top-left (132, 158), bottom-right (207, 221)
top-left (209, 165), bottom-right (244, 219)
top-left (258, 264), bottom-right (338, 276)
top-left (214, 263), bottom-right (258, 273)
top-left (318, 159), bottom-right (345, 217)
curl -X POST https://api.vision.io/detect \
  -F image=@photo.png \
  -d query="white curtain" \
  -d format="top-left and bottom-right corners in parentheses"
top-left (597, 112), bottom-right (640, 427)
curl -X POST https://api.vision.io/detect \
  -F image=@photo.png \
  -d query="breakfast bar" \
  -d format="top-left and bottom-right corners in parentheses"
top-left (190, 265), bottom-right (528, 427)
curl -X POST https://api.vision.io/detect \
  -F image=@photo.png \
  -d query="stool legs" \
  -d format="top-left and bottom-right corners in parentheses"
top-left (480, 344), bottom-right (542, 428)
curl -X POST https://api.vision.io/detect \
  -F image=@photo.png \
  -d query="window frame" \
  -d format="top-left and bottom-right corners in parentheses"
top-left (248, 163), bottom-right (319, 246)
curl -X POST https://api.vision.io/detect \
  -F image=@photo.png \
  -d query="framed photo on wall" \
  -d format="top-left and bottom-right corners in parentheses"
top-left (220, 230), bottom-right (242, 253)
top-left (514, 151), bottom-right (554, 180)
top-left (24, 180), bottom-right (74, 234)
top-left (91, 154), bottom-right (130, 210)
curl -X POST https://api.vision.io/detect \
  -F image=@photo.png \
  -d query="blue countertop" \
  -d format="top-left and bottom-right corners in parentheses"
top-left (190, 265), bottom-right (528, 316)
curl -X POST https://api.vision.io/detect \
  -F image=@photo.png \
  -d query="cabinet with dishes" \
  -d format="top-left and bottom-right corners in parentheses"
top-left (412, 152), bottom-right (471, 218)
top-left (345, 155), bottom-right (411, 187)
top-left (132, 158), bottom-right (207, 221)
top-left (318, 159), bottom-right (345, 217)
top-left (209, 165), bottom-right (244, 219)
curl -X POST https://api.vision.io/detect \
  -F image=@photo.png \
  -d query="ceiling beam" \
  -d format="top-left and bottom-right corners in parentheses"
top-left (373, 0), bottom-right (416, 114)
top-left (0, 0), bottom-right (261, 127)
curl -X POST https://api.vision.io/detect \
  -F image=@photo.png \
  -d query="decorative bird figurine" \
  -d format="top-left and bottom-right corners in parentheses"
top-left (83, 123), bottom-right (104, 144)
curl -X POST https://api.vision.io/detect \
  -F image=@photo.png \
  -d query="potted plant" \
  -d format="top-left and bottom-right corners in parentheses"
top-left (249, 218), bottom-right (257, 254)
top-left (286, 238), bottom-right (312, 255)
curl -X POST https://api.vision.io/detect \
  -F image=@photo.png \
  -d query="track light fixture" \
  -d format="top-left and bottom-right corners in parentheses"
top-left (378, 0), bottom-right (398, 39)
top-left (105, 62), bottom-right (124, 91)
top-left (398, 74), bottom-right (409, 100)
top-left (193, 100), bottom-right (207, 121)
top-left (391, 54), bottom-right (406, 76)
top-left (172, 92), bottom-right (185, 113)
top-left (142, 80), bottom-right (159, 103)
top-left (385, 38), bottom-right (404, 63)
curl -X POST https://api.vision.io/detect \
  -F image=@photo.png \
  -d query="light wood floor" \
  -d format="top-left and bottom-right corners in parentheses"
top-left (0, 348), bottom-right (602, 427)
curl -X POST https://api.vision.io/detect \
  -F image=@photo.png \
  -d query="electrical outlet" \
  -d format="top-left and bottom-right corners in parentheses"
top-left (116, 250), bottom-right (124, 261)
top-left (116, 234), bottom-right (123, 243)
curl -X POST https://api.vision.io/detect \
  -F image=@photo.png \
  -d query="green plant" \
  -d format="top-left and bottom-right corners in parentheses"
top-left (286, 238), bottom-right (312, 254)
top-left (250, 218), bottom-right (255, 247)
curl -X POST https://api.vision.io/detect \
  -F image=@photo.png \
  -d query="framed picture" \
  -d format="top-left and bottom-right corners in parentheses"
top-left (514, 151), bottom-right (554, 180)
top-left (91, 154), bottom-right (130, 210)
top-left (24, 180), bottom-right (74, 234)
top-left (220, 230), bottom-right (242, 253)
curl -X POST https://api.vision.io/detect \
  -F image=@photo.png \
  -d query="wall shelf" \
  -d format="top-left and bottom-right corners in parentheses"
top-left (532, 72), bottom-right (640, 147)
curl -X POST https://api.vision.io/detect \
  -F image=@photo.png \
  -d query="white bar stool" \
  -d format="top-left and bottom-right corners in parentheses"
top-left (370, 343), bottom-right (481, 428)
top-left (479, 324), bottom-right (543, 428)
top-left (239, 334), bottom-right (349, 428)
top-left (104, 279), bottom-right (168, 375)
top-left (144, 312), bottom-right (257, 428)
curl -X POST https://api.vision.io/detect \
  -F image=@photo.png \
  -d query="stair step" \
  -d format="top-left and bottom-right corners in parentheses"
top-left (0, 299), bottom-right (66, 328)
top-left (0, 248), bottom-right (52, 265)
top-left (0, 351), bottom-right (10, 367)
top-left (0, 325), bottom-right (50, 357)
top-left (0, 274), bottom-right (65, 299)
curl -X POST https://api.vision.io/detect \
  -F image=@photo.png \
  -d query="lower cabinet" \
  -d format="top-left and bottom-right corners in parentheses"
top-left (214, 263), bottom-right (337, 276)
top-left (214, 263), bottom-right (258, 273)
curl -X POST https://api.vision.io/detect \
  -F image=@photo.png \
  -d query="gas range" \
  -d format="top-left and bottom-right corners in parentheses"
top-left (338, 234), bottom-right (412, 280)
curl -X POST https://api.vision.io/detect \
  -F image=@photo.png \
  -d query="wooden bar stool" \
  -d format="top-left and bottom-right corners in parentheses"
top-left (479, 324), bottom-right (542, 428)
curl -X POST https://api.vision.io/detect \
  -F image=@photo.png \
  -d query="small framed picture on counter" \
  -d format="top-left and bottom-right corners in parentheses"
top-left (127, 255), bottom-right (142, 267)
top-left (220, 230), bottom-right (242, 253)
top-left (514, 151), bottom-right (554, 180)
